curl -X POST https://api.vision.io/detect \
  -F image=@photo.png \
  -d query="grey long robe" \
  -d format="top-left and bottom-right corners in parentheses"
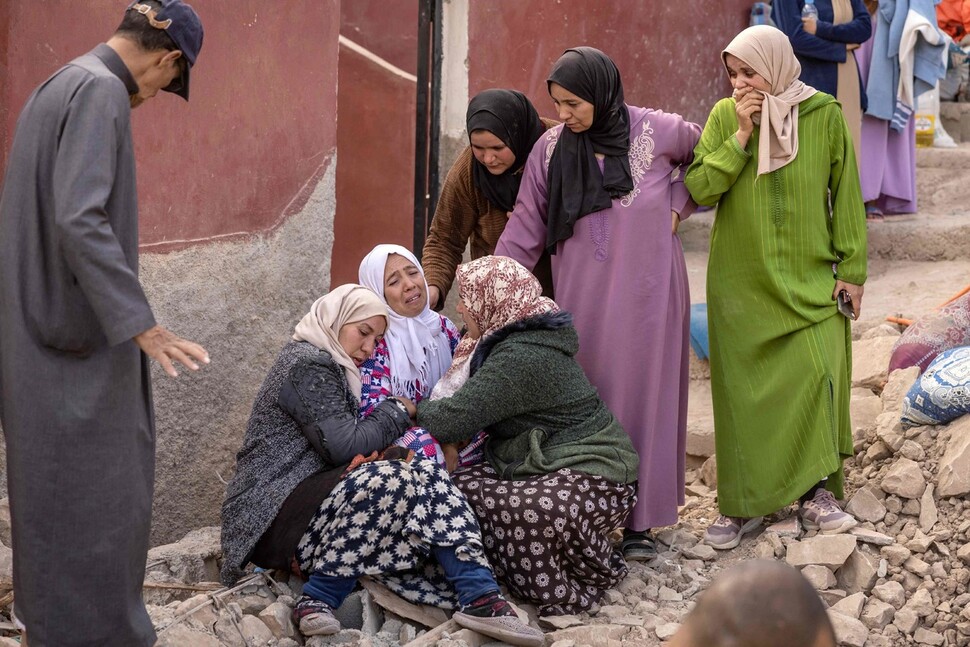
top-left (0, 45), bottom-right (158, 647)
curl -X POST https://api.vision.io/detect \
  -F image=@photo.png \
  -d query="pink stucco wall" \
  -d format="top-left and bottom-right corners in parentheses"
top-left (468, 1), bottom-right (754, 126)
top-left (331, 41), bottom-right (417, 287)
top-left (0, 0), bottom-right (339, 251)
top-left (329, 1), bottom-right (419, 287)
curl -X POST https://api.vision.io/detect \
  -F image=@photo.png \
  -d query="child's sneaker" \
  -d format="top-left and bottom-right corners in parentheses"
top-left (292, 595), bottom-right (340, 636)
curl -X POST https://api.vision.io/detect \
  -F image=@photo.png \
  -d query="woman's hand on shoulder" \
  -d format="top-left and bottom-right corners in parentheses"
top-left (428, 285), bottom-right (441, 310)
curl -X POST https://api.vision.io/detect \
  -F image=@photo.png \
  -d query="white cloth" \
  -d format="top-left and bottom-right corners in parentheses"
top-left (358, 244), bottom-right (453, 398)
top-left (898, 8), bottom-right (947, 110)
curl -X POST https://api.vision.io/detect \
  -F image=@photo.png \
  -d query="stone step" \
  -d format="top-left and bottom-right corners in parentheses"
top-left (680, 209), bottom-right (970, 261)
top-left (915, 139), bottom-right (970, 168)
top-left (912, 142), bottom-right (970, 216)
top-left (678, 142), bottom-right (970, 261)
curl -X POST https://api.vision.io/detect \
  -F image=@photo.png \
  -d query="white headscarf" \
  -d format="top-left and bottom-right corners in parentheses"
top-left (292, 284), bottom-right (388, 400)
top-left (358, 244), bottom-right (453, 398)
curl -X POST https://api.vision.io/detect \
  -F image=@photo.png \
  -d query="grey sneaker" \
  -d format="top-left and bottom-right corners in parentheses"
top-left (292, 595), bottom-right (340, 636)
top-left (453, 611), bottom-right (545, 647)
top-left (453, 592), bottom-right (544, 647)
top-left (800, 488), bottom-right (858, 534)
top-left (703, 515), bottom-right (763, 550)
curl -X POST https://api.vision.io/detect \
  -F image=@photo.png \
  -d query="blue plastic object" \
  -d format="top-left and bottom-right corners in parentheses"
top-left (689, 303), bottom-right (710, 360)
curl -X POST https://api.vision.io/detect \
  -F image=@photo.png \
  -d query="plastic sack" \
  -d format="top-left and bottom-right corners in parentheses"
top-left (889, 292), bottom-right (970, 373)
top-left (901, 346), bottom-right (970, 427)
top-left (940, 41), bottom-right (968, 100)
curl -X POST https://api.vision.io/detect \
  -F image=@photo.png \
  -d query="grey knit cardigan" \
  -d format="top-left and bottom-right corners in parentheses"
top-left (219, 340), bottom-right (410, 585)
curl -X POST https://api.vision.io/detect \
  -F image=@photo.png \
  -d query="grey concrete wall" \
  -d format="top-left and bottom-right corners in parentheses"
top-left (142, 158), bottom-right (336, 545)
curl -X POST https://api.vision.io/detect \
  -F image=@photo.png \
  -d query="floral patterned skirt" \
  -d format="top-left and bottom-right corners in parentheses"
top-left (451, 463), bottom-right (637, 615)
top-left (296, 458), bottom-right (492, 608)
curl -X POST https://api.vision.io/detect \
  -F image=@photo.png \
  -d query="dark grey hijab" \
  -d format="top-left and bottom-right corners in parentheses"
top-left (467, 89), bottom-right (545, 213)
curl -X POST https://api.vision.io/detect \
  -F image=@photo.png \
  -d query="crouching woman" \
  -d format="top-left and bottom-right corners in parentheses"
top-left (417, 256), bottom-right (640, 615)
top-left (219, 284), bottom-right (542, 646)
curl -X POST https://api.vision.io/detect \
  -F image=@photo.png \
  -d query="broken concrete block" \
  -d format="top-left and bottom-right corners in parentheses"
top-left (837, 549), bottom-right (878, 594)
top-left (937, 416), bottom-right (970, 498)
top-left (786, 535), bottom-right (857, 570)
top-left (845, 488), bottom-right (887, 523)
top-left (880, 458), bottom-right (927, 499)
top-left (827, 610), bottom-right (868, 647)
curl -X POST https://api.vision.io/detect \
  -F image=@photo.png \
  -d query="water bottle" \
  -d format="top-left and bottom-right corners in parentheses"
top-left (802, 0), bottom-right (818, 20)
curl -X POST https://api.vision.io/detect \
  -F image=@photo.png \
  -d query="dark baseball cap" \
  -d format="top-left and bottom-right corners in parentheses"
top-left (128, 0), bottom-right (204, 100)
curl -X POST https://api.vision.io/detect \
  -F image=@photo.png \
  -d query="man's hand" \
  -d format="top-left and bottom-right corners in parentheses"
top-left (428, 285), bottom-right (441, 310)
top-left (134, 324), bottom-right (210, 378)
top-left (833, 280), bottom-right (864, 320)
top-left (802, 16), bottom-right (818, 34)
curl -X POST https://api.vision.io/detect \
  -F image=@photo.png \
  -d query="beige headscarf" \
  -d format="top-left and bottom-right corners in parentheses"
top-left (723, 25), bottom-right (818, 176)
top-left (292, 284), bottom-right (389, 400)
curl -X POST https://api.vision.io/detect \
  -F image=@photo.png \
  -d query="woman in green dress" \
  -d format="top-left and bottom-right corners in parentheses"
top-left (685, 25), bottom-right (867, 550)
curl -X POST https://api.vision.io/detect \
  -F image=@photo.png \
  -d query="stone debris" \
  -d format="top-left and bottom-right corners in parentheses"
top-left (0, 323), bottom-right (965, 647)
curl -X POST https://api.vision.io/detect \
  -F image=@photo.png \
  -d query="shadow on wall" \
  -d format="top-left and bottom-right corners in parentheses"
top-left (0, 0), bottom-right (341, 544)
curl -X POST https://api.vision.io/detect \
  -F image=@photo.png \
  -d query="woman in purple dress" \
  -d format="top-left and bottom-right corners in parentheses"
top-left (856, 0), bottom-right (918, 217)
top-left (495, 47), bottom-right (701, 559)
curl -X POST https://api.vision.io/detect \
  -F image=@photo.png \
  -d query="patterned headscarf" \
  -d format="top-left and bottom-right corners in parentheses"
top-left (430, 256), bottom-right (558, 399)
top-left (292, 284), bottom-right (388, 401)
top-left (723, 25), bottom-right (817, 175)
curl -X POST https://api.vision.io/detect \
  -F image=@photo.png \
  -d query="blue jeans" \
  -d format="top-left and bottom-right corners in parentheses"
top-left (303, 545), bottom-right (497, 608)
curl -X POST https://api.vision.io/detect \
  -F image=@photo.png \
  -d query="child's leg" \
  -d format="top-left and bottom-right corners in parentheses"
top-left (302, 572), bottom-right (357, 608)
top-left (432, 545), bottom-right (499, 607)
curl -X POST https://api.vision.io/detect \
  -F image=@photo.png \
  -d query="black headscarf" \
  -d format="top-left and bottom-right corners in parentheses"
top-left (545, 47), bottom-right (633, 254)
top-left (466, 89), bottom-right (545, 213)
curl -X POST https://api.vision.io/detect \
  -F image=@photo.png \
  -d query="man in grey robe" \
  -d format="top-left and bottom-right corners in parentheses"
top-left (0, 2), bottom-right (208, 645)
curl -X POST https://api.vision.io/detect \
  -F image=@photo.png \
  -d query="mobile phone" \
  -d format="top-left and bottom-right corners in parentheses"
top-left (837, 290), bottom-right (856, 320)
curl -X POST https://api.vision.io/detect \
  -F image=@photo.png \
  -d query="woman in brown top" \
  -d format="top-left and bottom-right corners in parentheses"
top-left (422, 89), bottom-right (555, 309)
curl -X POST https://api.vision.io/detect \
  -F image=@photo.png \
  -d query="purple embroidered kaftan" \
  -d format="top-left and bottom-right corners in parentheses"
top-left (495, 105), bottom-right (700, 530)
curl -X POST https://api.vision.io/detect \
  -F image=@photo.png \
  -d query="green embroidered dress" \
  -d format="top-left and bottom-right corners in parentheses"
top-left (685, 93), bottom-right (867, 517)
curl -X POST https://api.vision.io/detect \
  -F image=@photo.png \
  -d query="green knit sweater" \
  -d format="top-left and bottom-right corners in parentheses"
top-left (417, 312), bottom-right (639, 483)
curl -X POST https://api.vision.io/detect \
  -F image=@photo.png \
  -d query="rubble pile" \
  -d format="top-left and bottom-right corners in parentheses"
top-left (0, 325), bottom-right (965, 646)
